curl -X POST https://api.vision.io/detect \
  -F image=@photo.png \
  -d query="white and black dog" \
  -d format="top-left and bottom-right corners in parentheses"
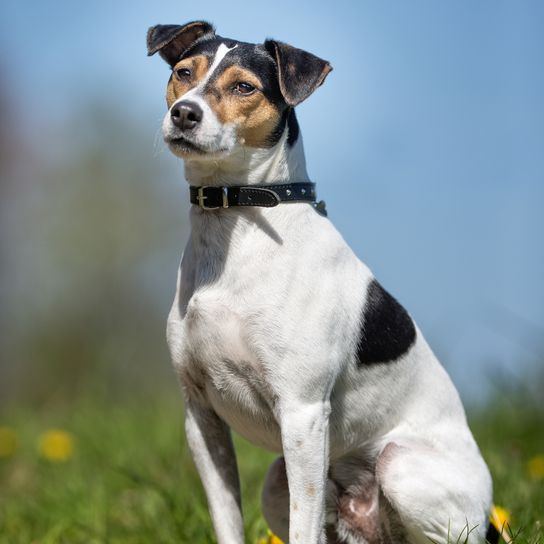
top-left (147, 21), bottom-right (493, 544)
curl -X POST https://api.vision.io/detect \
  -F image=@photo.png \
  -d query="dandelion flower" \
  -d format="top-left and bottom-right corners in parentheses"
top-left (489, 504), bottom-right (512, 544)
top-left (527, 455), bottom-right (544, 480)
top-left (490, 504), bottom-right (510, 528)
top-left (38, 429), bottom-right (74, 462)
top-left (0, 426), bottom-right (18, 458)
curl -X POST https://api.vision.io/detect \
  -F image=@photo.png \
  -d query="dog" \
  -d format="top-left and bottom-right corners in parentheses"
top-left (147, 21), bottom-right (493, 544)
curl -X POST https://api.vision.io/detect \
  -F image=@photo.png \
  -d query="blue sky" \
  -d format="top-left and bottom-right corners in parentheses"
top-left (2, 1), bottom-right (543, 401)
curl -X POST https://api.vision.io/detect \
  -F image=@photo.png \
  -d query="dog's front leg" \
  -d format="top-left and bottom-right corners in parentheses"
top-left (279, 399), bottom-right (331, 544)
top-left (184, 400), bottom-right (244, 544)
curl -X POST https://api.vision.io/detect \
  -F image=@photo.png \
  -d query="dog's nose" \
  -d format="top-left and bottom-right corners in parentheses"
top-left (170, 101), bottom-right (203, 130)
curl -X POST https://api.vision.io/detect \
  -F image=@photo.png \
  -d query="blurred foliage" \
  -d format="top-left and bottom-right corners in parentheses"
top-left (0, 89), bottom-right (188, 406)
top-left (0, 390), bottom-right (274, 543)
top-left (470, 375), bottom-right (544, 542)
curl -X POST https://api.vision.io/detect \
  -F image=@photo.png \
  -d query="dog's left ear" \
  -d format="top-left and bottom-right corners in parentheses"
top-left (147, 21), bottom-right (215, 67)
top-left (264, 40), bottom-right (332, 106)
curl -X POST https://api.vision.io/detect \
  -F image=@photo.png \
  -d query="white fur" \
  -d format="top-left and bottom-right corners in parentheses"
top-left (164, 57), bottom-right (492, 544)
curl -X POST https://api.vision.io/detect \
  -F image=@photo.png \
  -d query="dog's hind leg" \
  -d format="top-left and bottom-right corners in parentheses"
top-left (376, 440), bottom-right (492, 544)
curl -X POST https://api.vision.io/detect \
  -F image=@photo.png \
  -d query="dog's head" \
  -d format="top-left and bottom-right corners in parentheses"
top-left (147, 21), bottom-right (332, 159)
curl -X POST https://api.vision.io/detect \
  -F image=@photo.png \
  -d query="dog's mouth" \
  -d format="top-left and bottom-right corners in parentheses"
top-left (165, 135), bottom-right (232, 157)
top-left (165, 135), bottom-right (207, 155)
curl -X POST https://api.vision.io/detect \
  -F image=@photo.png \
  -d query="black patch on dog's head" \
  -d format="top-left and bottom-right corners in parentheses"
top-left (357, 280), bottom-right (416, 366)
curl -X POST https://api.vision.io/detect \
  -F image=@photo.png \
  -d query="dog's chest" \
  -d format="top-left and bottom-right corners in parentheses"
top-left (173, 292), bottom-right (282, 451)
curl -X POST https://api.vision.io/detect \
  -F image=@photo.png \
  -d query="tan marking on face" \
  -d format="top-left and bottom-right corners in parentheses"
top-left (206, 66), bottom-right (281, 148)
top-left (166, 55), bottom-right (210, 108)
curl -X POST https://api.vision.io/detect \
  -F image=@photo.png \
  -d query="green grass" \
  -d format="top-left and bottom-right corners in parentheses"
top-left (470, 395), bottom-right (544, 543)
top-left (0, 389), bottom-right (542, 543)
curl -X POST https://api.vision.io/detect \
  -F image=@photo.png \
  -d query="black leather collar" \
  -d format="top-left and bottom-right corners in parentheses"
top-left (189, 182), bottom-right (317, 210)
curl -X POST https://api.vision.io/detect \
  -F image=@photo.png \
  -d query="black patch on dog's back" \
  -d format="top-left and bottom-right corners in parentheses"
top-left (357, 279), bottom-right (416, 366)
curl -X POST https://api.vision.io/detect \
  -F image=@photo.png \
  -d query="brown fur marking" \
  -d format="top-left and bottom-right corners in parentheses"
top-left (166, 55), bottom-right (210, 108)
top-left (206, 66), bottom-right (281, 147)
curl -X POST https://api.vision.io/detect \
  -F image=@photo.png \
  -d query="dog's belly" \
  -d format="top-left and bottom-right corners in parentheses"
top-left (206, 381), bottom-right (282, 452)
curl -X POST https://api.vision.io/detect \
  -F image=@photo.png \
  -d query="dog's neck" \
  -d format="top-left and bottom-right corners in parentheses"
top-left (183, 130), bottom-right (310, 187)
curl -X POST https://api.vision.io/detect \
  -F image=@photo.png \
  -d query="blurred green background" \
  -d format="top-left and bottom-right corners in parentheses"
top-left (0, 97), bottom-right (185, 406)
top-left (0, 1), bottom-right (543, 542)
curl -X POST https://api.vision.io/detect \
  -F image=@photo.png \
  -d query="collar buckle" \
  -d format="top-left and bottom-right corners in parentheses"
top-left (196, 186), bottom-right (221, 210)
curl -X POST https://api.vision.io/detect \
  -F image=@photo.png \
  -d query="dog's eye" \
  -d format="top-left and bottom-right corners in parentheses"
top-left (233, 81), bottom-right (256, 95)
top-left (175, 68), bottom-right (192, 80)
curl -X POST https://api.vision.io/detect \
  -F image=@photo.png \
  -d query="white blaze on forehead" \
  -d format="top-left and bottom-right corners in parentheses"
top-left (185, 42), bottom-right (238, 99)
top-left (204, 43), bottom-right (238, 84)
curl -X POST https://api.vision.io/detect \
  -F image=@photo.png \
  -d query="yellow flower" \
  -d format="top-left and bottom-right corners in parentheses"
top-left (0, 426), bottom-right (18, 458)
top-left (490, 504), bottom-right (512, 544)
top-left (258, 530), bottom-right (284, 544)
top-left (38, 429), bottom-right (74, 462)
top-left (527, 455), bottom-right (544, 480)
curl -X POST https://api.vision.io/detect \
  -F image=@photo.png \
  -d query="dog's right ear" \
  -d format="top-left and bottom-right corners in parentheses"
top-left (147, 21), bottom-right (215, 67)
